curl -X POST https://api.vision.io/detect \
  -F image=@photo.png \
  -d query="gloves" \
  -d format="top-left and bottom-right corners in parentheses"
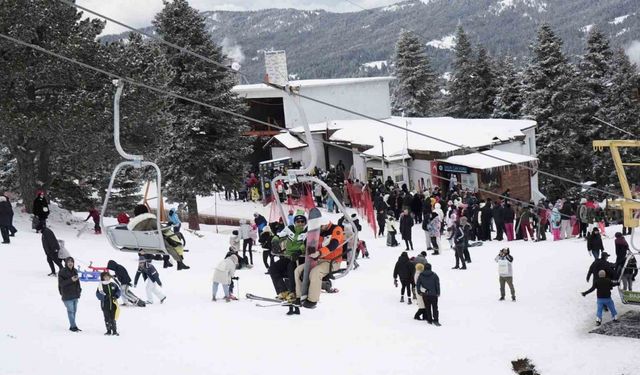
top-left (309, 252), bottom-right (320, 260)
top-left (394, 279), bottom-right (398, 288)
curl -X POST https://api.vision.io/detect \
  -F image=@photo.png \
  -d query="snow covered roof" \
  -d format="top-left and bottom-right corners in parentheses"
top-left (437, 149), bottom-right (538, 170)
top-left (266, 132), bottom-right (308, 150)
top-left (232, 77), bottom-right (394, 97)
top-left (290, 117), bottom-right (536, 158)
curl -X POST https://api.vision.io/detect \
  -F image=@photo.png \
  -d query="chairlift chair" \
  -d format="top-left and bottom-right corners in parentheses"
top-left (100, 81), bottom-right (167, 255)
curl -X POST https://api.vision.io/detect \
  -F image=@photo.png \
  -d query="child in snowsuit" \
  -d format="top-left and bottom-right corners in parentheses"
top-left (134, 257), bottom-right (166, 304)
top-left (229, 230), bottom-right (241, 253)
top-left (587, 228), bottom-right (604, 259)
top-left (582, 269), bottom-right (619, 326)
top-left (212, 253), bottom-right (239, 302)
top-left (413, 262), bottom-right (426, 320)
top-left (393, 252), bottom-right (414, 305)
top-left (386, 211), bottom-right (399, 247)
top-left (96, 271), bottom-right (121, 335)
top-left (85, 207), bottom-right (101, 234)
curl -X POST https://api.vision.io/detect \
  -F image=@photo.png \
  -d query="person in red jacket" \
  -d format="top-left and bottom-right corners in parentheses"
top-left (294, 221), bottom-right (344, 309)
top-left (85, 207), bottom-right (101, 234)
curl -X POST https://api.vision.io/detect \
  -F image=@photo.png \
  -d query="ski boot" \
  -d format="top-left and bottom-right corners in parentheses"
top-left (177, 261), bottom-right (190, 270)
top-left (408, 298), bottom-right (412, 305)
top-left (287, 305), bottom-right (301, 315)
top-left (400, 296), bottom-right (405, 303)
top-left (163, 259), bottom-right (174, 268)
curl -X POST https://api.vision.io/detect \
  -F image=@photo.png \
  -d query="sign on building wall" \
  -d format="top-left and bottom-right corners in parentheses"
top-left (460, 172), bottom-right (479, 191)
top-left (438, 163), bottom-right (469, 174)
top-left (264, 51), bottom-right (288, 86)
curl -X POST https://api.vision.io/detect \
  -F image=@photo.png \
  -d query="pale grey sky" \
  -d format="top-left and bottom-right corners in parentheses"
top-left (76, 0), bottom-right (400, 35)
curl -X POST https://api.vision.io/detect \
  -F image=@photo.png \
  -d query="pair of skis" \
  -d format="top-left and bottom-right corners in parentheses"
top-left (246, 294), bottom-right (301, 315)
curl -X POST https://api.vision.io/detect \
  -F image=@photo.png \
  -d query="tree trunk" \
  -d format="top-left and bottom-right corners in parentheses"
top-left (13, 149), bottom-right (37, 213)
top-left (187, 194), bottom-right (200, 230)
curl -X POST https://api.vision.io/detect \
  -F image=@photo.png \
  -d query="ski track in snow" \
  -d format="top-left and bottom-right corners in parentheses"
top-left (0, 201), bottom-right (638, 375)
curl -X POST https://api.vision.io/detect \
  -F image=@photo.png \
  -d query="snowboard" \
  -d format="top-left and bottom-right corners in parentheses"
top-left (300, 208), bottom-right (322, 302)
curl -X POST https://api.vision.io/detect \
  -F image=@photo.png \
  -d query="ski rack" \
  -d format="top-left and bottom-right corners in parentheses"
top-left (100, 81), bottom-right (166, 254)
top-left (269, 83), bottom-right (359, 280)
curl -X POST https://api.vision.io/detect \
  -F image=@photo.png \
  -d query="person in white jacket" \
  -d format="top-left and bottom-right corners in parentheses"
top-left (212, 254), bottom-right (239, 302)
top-left (495, 248), bottom-right (515, 301)
top-left (239, 219), bottom-right (254, 266)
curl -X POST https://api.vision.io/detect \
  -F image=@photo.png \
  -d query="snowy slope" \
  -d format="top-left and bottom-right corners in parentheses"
top-left (1, 202), bottom-right (638, 375)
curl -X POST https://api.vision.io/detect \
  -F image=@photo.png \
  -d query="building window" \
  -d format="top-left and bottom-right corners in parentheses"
top-left (481, 169), bottom-right (500, 189)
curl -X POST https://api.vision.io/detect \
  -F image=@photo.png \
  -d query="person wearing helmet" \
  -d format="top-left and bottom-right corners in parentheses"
top-left (269, 213), bottom-right (307, 301)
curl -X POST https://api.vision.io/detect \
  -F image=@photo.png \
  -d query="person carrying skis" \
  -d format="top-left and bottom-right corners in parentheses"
top-left (416, 263), bottom-right (441, 326)
top-left (269, 213), bottom-right (307, 301)
top-left (581, 270), bottom-right (619, 326)
top-left (84, 206), bottom-right (101, 234)
top-left (134, 256), bottom-right (166, 304)
top-left (393, 251), bottom-right (415, 305)
top-left (293, 220), bottom-right (344, 309)
top-left (96, 272), bottom-right (121, 335)
top-left (212, 253), bottom-right (239, 302)
top-left (42, 227), bottom-right (63, 276)
top-left (495, 248), bottom-right (516, 301)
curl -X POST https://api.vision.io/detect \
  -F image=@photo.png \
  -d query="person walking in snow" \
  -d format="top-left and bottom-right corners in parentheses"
top-left (426, 212), bottom-right (441, 255)
top-left (495, 248), bottom-right (516, 301)
top-left (84, 206), bottom-right (101, 234)
top-left (416, 263), bottom-right (441, 326)
top-left (0, 195), bottom-right (13, 244)
top-left (42, 227), bottom-right (63, 276)
top-left (96, 272), bottom-right (121, 335)
top-left (376, 209), bottom-right (386, 237)
top-left (58, 257), bottom-right (82, 332)
top-left (578, 198), bottom-right (589, 238)
top-left (413, 262), bottom-right (426, 320)
top-left (239, 219), bottom-right (254, 266)
top-left (586, 252), bottom-right (615, 283)
top-left (33, 191), bottom-right (50, 232)
top-left (134, 256), bottom-right (166, 304)
top-left (386, 210), bottom-right (399, 247)
top-left (212, 253), bottom-right (239, 302)
top-left (399, 209), bottom-right (414, 251)
top-left (550, 207), bottom-right (562, 241)
top-left (393, 252), bottom-right (414, 305)
top-left (614, 232), bottom-right (630, 275)
top-left (452, 217), bottom-right (468, 270)
top-left (587, 227), bottom-right (604, 259)
top-left (620, 255), bottom-right (637, 291)
top-left (581, 270), bottom-right (619, 326)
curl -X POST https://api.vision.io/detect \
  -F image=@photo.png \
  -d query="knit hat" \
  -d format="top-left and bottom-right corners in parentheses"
top-left (615, 232), bottom-right (623, 239)
top-left (293, 215), bottom-right (307, 224)
top-left (415, 263), bottom-right (425, 272)
top-left (424, 263), bottom-right (432, 271)
top-left (598, 270), bottom-right (606, 278)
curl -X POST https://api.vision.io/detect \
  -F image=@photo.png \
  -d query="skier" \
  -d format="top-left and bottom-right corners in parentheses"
top-left (386, 210), bottom-right (399, 247)
top-left (269, 213), bottom-right (307, 301)
top-left (0, 196), bottom-right (12, 243)
top-left (293, 220), bottom-right (344, 309)
top-left (586, 252), bottom-right (615, 283)
top-left (96, 272), bottom-right (121, 335)
top-left (84, 206), bottom-right (101, 234)
top-left (58, 257), bottom-right (82, 332)
top-left (134, 256), bottom-right (166, 304)
top-left (581, 270), bottom-right (619, 326)
top-left (416, 263), bottom-right (441, 326)
top-left (495, 248), bottom-right (516, 301)
top-left (413, 262), bottom-right (426, 320)
top-left (393, 251), bottom-right (415, 304)
top-left (587, 227), bottom-right (604, 259)
top-left (399, 208), bottom-right (414, 251)
top-left (33, 190), bottom-right (50, 232)
top-left (42, 227), bottom-right (63, 276)
top-left (212, 253), bottom-right (239, 302)
top-left (239, 219), bottom-right (254, 266)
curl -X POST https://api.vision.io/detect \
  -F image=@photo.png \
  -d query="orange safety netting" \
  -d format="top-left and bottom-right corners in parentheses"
top-left (346, 182), bottom-right (377, 237)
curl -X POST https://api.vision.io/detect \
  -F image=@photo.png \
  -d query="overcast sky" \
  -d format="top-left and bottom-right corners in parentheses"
top-left (76, 0), bottom-right (399, 35)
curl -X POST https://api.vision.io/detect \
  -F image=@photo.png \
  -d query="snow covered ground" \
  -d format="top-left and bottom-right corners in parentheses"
top-left (1, 201), bottom-right (639, 375)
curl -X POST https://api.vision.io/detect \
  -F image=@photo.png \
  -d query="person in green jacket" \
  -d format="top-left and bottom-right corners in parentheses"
top-left (268, 213), bottom-right (307, 301)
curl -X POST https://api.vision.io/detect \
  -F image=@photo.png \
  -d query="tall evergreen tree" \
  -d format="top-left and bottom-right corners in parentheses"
top-left (446, 26), bottom-right (476, 118)
top-left (468, 46), bottom-right (497, 118)
top-left (493, 57), bottom-right (523, 119)
top-left (392, 30), bottom-right (437, 117)
top-left (522, 24), bottom-right (583, 199)
top-left (153, 0), bottom-right (252, 229)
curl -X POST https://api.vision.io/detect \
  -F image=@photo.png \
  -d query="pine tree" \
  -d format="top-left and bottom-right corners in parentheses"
top-left (446, 26), bottom-right (476, 118)
top-left (153, 0), bottom-right (252, 229)
top-left (468, 46), bottom-right (497, 118)
top-left (493, 57), bottom-right (523, 119)
top-left (522, 24), bottom-right (583, 199)
top-left (392, 30), bottom-right (437, 117)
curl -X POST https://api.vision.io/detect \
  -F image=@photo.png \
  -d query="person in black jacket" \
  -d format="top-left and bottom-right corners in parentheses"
top-left (411, 193), bottom-right (423, 224)
top-left (614, 232), bottom-right (629, 275)
top-left (393, 252), bottom-right (414, 304)
top-left (399, 209), bottom-right (414, 251)
top-left (586, 252), bottom-right (616, 283)
top-left (96, 272), bottom-right (121, 335)
top-left (0, 196), bottom-right (12, 243)
top-left (480, 199), bottom-right (493, 241)
top-left (492, 200), bottom-right (505, 241)
top-left (42, 227), bottom-right (63, 276)
top-left (258, 225), bottom-right (275, 271)
top-left (58, 257), bottom-right (82, 332)
top-left (106, 260), bottom-right (141, 306)
top-left (453, 217), bottom-right (469, 270)
top-left (587, 228), bottom-right (605, 259)
top-left (581, 270), bottom-right (619, 325)
top-left (376, 210), bottom-right (386, 237)
top-left (416, 263), bottom-right (441, 326)
top-left (33, 191), bottom-right (50, 232)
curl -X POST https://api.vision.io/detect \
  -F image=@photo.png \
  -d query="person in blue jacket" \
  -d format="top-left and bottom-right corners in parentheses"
top-left (168, 208), bottom-right (181, 234)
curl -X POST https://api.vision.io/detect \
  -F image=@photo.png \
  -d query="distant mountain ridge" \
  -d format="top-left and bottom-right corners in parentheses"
top-left (102, 0), bottom-right (640, 82)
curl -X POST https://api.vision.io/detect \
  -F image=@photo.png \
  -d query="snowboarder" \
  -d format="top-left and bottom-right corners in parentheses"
top-left (495, 248), bottom-right (516, 301)
top-left (0, 196), bottom-right (13, 243)
top-left (42, 227), bottom-right (63, 276)
top-left (416, 263), bottom-right (441, 326)
top-left (58, 257), bottom-right (82, 332)
top-left (587, 227), bottom-right (604, 259)
top-left (134, 256), bottom-right (166, 304)
top-left (96, 271), bottom-right (121, 335)
top-left (399, 209), bottom-right (414, 251)
top-left (413, 262), bottom-right (426, 320)
top-left (386, 210), bottom-right (399, 247)
top-left (212, 253), bottom-right (239, 302)
top-left (33, 191), bottom-right (50, 232)
top-left (581, 270), bottom-right (619, 326)
top-left (393, 252), bottom-right (415, 304)
top-left (84, 207), bottom-right (101, 234)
